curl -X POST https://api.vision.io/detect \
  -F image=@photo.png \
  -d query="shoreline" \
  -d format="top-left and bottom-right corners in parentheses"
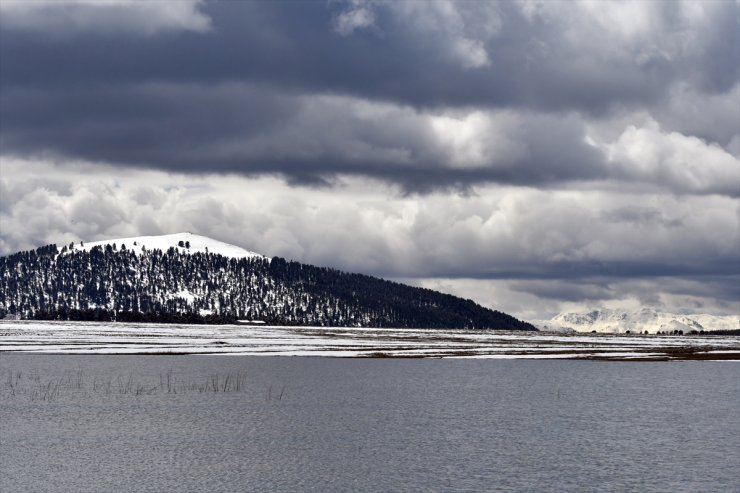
top-left (2, 321), bottom-right (738, 361)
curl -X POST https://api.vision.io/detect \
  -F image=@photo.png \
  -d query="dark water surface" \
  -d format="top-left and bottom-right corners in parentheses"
top-left (1, 355), bottom-right (738, 492)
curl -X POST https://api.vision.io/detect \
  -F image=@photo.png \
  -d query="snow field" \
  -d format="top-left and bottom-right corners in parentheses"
top-left (1, 321), bottom-right (738, 360)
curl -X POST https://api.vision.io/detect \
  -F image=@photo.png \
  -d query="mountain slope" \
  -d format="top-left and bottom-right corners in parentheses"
top-left (0, 234), bottom-right (534, 330)
top-left (532, 308), bottom-right (739, 334)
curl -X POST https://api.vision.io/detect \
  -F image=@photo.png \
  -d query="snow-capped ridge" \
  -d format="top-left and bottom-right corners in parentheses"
top-left (62, 232), bottom-right (264, 260)
top-left (531, 308), bottom-right (739, 334)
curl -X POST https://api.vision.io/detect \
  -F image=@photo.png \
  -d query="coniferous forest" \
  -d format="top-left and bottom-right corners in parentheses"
top-left (0, 243), bottom-right (535, 330)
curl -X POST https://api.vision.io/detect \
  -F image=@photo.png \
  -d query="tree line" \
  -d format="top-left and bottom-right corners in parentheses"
top-left (0, 243), bottom-right (535, 330)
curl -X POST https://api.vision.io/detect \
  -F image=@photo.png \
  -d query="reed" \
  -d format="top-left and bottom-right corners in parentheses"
top-left (2, 368), bottom-right (255, 401)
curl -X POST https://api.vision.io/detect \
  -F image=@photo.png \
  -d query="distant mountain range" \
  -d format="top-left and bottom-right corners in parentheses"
top-left (532, 308), bottom-right (739, 334)
top-left (0, 233), bottom-right (535, 330)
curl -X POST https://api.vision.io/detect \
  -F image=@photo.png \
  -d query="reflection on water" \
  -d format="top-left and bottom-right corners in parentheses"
top-left (1, 355), bottom-right (738, 492)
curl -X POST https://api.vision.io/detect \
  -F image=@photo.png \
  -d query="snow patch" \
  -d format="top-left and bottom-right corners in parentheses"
top-left (62, 232), bottom-right (264, 260)
top-left (1, 321), bottom-right (737, 359)
top-left (171, 290), bottom-right (197, 303)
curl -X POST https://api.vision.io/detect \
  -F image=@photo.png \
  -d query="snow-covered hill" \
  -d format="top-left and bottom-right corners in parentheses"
top-left (689, 314), bottom-right (740, 332)
top-left (532, 308), bottom-right (739, 334)
top-left (2, 234), bottom-right (535, 330)
top-left (63, 232), bottom-right (264, 259)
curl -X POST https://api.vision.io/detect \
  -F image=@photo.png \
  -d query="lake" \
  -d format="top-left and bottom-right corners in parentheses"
top-left (1, 354), bottom-right (738, 492)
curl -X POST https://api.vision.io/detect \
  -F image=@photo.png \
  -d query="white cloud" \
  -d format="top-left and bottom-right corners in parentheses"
top-left (0, 0), bottom-right (211, 35)
top-left (518, 0), bottom-right (714, 66)
top-left (597, 119), bottom-right (740, 196)
top-left (332, 0), bottom-right (498, 69)
top-left (2, 157), bottom-right (737, 319)
top-left (333, 2), bottom-right (376, 35)
top-left (450, 37), bottom-right (491, 69)
top-left (654, 82), bottom-right (740, 152)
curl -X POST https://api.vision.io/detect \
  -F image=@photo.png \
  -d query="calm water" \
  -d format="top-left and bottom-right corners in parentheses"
top-left (1, 355), bottom-right (738, 492)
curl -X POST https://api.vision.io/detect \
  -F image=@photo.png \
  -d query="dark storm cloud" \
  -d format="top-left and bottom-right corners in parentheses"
top-left (0, 1), bottom-right (653, 110)
top-left (405, 257), bottom-right (740, 283)
top-left (0, 82), bottom-right (611, 192)
top-left (1, 81), bottom-right (735, 195)
top-left (506, 275), bottom-right (740, 312)
top-left (0, 1), bottom-right (737, 193)
top-left (3, 1), bottom-right (735, 110)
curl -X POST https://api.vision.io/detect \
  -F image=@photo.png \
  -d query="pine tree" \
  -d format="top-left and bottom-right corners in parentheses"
top-left (0, 243), bottom-right (533, 329)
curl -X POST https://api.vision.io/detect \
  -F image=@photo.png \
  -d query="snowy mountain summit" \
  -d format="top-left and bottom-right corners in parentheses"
top-left (3, 234), bottom-right (535, 330)
top-left (532, 308), bottom-right (739, 334)
top-left (66, 232), bottom-right (264, 259)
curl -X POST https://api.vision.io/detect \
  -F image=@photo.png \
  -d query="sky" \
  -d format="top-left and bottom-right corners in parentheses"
top-left (0, 0), bottom-right (738, 320)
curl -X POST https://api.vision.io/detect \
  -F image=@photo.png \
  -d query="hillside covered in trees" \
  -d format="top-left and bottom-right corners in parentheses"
top-left (0, 237), bottom-right (535, 330)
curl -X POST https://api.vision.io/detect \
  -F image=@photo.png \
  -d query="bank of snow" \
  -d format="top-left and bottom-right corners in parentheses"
top-left (62, 232), bottom-right (264, 260)
top-left (2, 321), bottom-right (738, 359)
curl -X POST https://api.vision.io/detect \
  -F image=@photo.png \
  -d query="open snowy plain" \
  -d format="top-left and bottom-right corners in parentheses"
top-left (1, 321), bottom-right (738, 360)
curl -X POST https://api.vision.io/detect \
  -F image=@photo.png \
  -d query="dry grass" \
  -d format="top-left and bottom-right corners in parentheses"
top-left (2, 368), bottom-right (253, 401)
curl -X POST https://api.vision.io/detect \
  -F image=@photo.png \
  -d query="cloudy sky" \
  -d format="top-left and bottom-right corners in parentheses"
top-left (1, 0), bottom-right (738, 320)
